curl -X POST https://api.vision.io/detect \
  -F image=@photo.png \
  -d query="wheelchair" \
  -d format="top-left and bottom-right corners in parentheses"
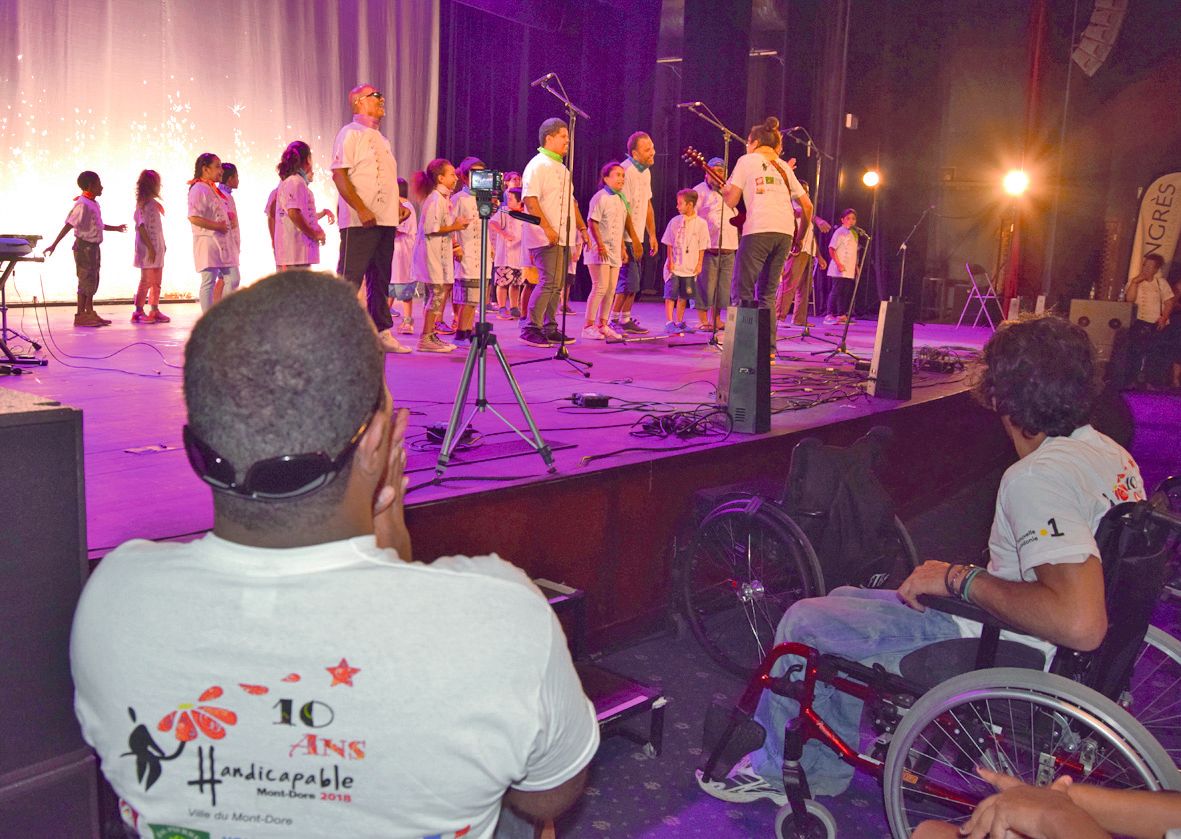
top-left (695, 485), bottom-right (1181, 838)
top-left (677, 427), bottom-right (920, 678)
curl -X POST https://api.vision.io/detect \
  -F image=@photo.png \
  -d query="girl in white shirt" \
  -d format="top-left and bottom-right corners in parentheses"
top-left (132, 169), bottom-right (169, 324)
top-left (411, 159), bottom-right (472, 353)
top-left (215, 163), bottom-right (242, 304)
top-left (492, 182), bottom-right (525, 320)
top-left (187, 152), bottom-right (233, 312)
top-left (582, 162), bottom-right (631, 340)
top-left (274, 141), bottom-right (327, 270)
top-left (390, 178), bottom-right (419, 335)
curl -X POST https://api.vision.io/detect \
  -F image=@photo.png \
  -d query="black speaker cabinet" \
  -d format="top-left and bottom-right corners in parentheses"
top-left (717, 304), bottom-right (771, 433)
top-left (868, 298), bottom-right (914, 400)
top-left (0, 388), bottom-right (98, 836)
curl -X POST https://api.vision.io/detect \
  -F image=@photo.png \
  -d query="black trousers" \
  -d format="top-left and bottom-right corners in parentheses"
top-left (337, 225), bottom-right (394, 333)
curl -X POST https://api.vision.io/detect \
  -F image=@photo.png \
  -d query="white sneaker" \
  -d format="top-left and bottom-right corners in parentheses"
top-left (695, 754), bottom-right (786, 806)
top-left (580, 325), bottom-right (605, 340)
top-left (416, 334), bottom-right (456, 353)
top-left (600, 324), bottom-right (623, 341)
top-left (379, 330), bottom-right (412, 354)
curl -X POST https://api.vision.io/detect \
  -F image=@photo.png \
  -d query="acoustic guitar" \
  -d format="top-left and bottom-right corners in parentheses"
top-left (681, 147), bottom-right (745, 234)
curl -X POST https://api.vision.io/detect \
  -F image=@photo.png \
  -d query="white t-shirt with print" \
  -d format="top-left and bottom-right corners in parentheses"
top-left (522, 151), bottom-right (577, 249)
top-left (493, 207), bottom-right (526, 269)
top-left (133, 200), bottom-right (166, 269)
top-left (188, 182), bottom-right (232, 270)
top-left (827, 226), bottom-right (857, 278)
top-left (391, 200), bottom-right (417, 285)
top-left (951, 425), bottom-right (1146, 658)
top-left (70, 533), bottom-right (599, 839)
top-left (331, 120), bottom-right (400, 228)
top-left (660, 213), bottom-right (710, 280)
top-left (217, 183), bottom-right (241, 266)
top-left (274, 174), bottom-right (323, 267)
top-left (452, 189), bottom-right (493, 280)
top-left (1130, 274), bottom-right (1175, 324)
top-left (66, 195), bottom-right (104, 244)
top-left (621, 159), bottom-right (652, 249)
top-left (694, 182), bottom-right (740, 251)
top-left (412, 188), bottom-right (455, 285)
top-left (726, 152), bottom-right (804, 238)
top-left (584, 188), bottom-right (628, 267)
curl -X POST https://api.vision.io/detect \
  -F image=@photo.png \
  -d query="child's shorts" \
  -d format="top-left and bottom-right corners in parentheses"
top-left (424, 283), bottom-right (452, 316)
top-left (494, 266), bottom-right (525, 288)
top-left (663, 274), bottom-right (695, 301)
top-left (388, 281), bottom-right (420, 302)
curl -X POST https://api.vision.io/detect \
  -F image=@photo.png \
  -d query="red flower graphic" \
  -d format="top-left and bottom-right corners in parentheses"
top-left (157, 686), bottom-right (238, 742)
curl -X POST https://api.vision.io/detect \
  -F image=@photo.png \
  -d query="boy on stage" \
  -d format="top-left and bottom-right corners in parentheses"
top-left (661, 189), bottom-right (709, 334)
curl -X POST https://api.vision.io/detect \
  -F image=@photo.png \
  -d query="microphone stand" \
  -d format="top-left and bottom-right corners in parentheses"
top-left (668, 101), bottom-right (744, 351)
top-left (811, 226), bottom-right (871, 364)
top-left (783, 126), bottom-right (833, 343)
top-left (896, 206), bottom-right (933, 322)
top-left (514, 73), bottom-right (592, 377)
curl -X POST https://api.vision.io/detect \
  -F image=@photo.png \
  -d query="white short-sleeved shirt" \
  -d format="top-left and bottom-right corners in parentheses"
top-left (621, 159), bottom-right (652, 247)
top-left (452, 189), bottom-right (492, 280)
top-left (217, 183), bottom-right (241, 265)
top-left (187, 182), bottom-right (232, 271)
top-left (133, 200), bottom-right (165, 269)
top-left (331, 120), bottom-right (400, 228)
top-left (70, 534), bottom-right (599, 839)
top-left (794, 201), bottom-right (818, 255)
top-left (493, 207), bottom-right (525, 269)
top-left (274, 174), bottom-right (322, 267)
top-left (584, 188), bottom-right (628, 267)
top-left (827, 226), bottom-right (858, 278)
top-left (694, 182), bottom-right (740, 251)
top-left (522, 151), bottom-right (577, 249)
top-left (66, 196), bottom-right (104, 244)
top-left (951, 425), bottom-right (1146, 658)
top-left (391, 200), bottom-right (417, 285)
top-left (412, 188), bottom-right (455, 285)
top-left (1130, 274), bottom-right (1175, 323)
top-left (661, 213), bottom-right (710, 279)
top-left (726, 152), bottom-right (805, 237)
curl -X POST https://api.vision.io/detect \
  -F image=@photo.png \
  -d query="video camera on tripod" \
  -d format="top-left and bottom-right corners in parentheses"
top-left (468, 169), bottom-right (503, 218)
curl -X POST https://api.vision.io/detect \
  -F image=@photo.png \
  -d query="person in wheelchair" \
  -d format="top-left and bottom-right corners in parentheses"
top-left (699, 314), bottom-right (1147, 805)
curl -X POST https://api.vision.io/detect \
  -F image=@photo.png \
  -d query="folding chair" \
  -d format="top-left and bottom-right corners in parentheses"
top-left (957, 262), bottom-right (1005, 329)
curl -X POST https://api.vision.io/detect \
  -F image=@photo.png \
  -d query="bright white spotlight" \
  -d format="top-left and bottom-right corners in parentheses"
top-left (1002, 169), bottom-right (1030, 196)
top-left (862, 170), bottom-right (881, 188)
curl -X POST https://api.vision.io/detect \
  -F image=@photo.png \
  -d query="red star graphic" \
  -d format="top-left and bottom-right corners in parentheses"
top-left (326, 658), bottom-right (361, 687)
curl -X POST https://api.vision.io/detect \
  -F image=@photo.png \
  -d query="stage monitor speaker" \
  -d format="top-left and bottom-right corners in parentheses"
top-left (0, 388), bottom-right (98, 836)
top-left (1069, 298), bottom-right (1135, 365)
top-left (717, 304), bottom-right (771, 433)
top-left (868, 298), bottom-right (913, 400)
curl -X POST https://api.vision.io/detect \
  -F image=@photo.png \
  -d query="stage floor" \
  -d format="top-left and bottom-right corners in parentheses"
top-left (0, 300), bottom-right (991, 558)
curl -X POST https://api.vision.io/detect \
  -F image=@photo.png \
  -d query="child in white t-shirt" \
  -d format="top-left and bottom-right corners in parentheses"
top-left (492, 184), bottom-right (526, 320)
top-left (660, 189), bottom-right (709, 334)
top-left (214, 163), bottom-right (243, 303)
top-left (582, 162), bottom-right (632, 340)
top-left (273, 142), bottom-right (327, 270)
top-left (389, 178), bottom-right (419, 335)
top-left (131, 169), bottom-right (169, 324)
top-left (411, 159), bottom-right (472, 353)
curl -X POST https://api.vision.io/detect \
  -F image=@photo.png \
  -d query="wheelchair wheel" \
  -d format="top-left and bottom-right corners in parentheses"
top-left (774, 799), bottom-right (836, 839)
top-left (1125, 626), bottom-right (1181, 766)
top-left (882, 667), bottom-right (1181, 839)
top-left (680, 497), bottom-right (824, 678)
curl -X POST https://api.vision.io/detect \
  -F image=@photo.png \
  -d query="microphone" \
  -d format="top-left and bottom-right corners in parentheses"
top-left (787, 125), bottom-right (806, 133)
top-left (530, 73), bottom-right (555, 88)
top-left (853, 226), bottom-right (870, 237)
top-left (509, 209), bottom-right (541, 226)
top-left (676, 101), bottom-right (704, 109)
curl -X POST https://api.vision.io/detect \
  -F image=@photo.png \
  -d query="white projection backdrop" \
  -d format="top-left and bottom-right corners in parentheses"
top-left (0, 0), bottom-right (438, 302)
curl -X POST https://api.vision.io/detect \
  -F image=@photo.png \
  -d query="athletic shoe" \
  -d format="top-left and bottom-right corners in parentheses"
top-left (130, 310), bottom-right (145, 323)
top-left (676, 321), bottom-right (694, 333)
top-left (436, 321), bottom-right (456, 335)
top-left (823, 315), bottom-right (838, 325)
top-left (497, 307), bottom-right (512, 320)
top-left (698, 322), bottom-right (715, 332)
top-left (545, 326), bottom-right (575, 345)
top-left (379, 330), bottom-right (413, 354)
top-left (621, 318), bottom-right (649, 334)
top-left (398, 319), bottom-right (415, 335)
top-left (665, 321), bottom-right (681, 334)
top-left (149, 310), bottom-right (171, 323)
top-left (601, 323), bottom-right (623, 341)
top-left (581, 325), bottom-right (605, 340)
top-left (509, 306), bottom-right (522, 319)
top-left (519, 326), bottom-right (551, 347)
top-left (417, 334), bottom-right (455, 353)
top-left (695, 755), bottom-right (786, 806)
top-left (74, 312), bottom-right (105, 327)
top-left (93, 312), bottom-right (113, 325)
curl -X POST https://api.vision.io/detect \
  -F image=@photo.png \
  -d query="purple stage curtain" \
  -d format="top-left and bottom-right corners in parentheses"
top-left (0, 0), bottom-right (439, 301)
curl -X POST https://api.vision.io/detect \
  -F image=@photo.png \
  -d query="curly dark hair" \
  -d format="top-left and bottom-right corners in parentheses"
top-left (135, 170), bottom-right (161, 206)
top-left (277, 141), bottom-right (312, 180)
top-left (974, 314), bottom-right (1095, 437)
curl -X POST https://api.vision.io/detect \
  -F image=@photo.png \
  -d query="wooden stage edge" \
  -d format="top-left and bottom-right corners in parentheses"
top-left (406, 386), bottom-right (1013, 651)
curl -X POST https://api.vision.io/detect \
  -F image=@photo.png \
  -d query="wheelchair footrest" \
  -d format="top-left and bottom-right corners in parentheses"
top-left (700, 700), bottom-right (767, 781)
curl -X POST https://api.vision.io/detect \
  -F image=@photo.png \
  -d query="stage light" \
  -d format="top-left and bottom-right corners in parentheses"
top-left (862, 170), bottom-right (881, 188)
top-left (1002, 169), bottom-right (1030, 197)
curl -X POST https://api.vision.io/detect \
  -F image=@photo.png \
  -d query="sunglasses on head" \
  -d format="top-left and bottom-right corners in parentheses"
top-left (182, 393), bottom-right (384, 500)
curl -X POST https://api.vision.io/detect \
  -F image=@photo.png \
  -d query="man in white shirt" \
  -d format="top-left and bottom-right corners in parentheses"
top-left (520, 117), bottom-right (592, 347)
top-left (331, 83), bottom-right (409, 354)
top-left (693, 157), bottom-right (740, 331)
top-left (71, 271), bottom-right (598, 838)
top-left (700, 315), bottom-right (1144, 806)
top-left (1124, 253), bottom-right (1176, 385)
top-left (610, 131), bottom-right (658, 334)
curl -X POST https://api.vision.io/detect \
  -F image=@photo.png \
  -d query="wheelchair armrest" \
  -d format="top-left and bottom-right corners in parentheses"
top-left (916, 594), bottom-right (1023, 635)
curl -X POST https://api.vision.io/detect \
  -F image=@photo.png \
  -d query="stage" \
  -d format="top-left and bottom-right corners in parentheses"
top-left (1, 299), bottom-right (1009, 647)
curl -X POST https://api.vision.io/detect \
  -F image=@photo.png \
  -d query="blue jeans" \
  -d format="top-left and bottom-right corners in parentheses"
top-left (751, 587), bottom-right (962, 796)
top-left (198, 266), bottom-right (239, 312)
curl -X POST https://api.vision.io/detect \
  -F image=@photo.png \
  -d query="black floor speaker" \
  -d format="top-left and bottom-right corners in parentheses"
top-left (717, 304), bottom-right (771, 433)
top-left (868, 298), bottom-right (913, 400)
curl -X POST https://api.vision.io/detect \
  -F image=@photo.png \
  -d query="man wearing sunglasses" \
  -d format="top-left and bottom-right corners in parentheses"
top-left (331, 83), bottom-right (412, 354)
top-left (70, 271), bottom-right (598, 837)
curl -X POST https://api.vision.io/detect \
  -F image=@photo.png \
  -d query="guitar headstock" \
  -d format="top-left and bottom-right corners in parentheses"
top-left (681, 146), bottom-right (707, 168)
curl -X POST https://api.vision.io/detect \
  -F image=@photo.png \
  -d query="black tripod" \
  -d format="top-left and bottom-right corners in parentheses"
top-left (435, 206), bottom-right (555, 479)
top-left (515, 72), bottom-right (592, 377)
top-left (809, 229), bottom-right (872, 364)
